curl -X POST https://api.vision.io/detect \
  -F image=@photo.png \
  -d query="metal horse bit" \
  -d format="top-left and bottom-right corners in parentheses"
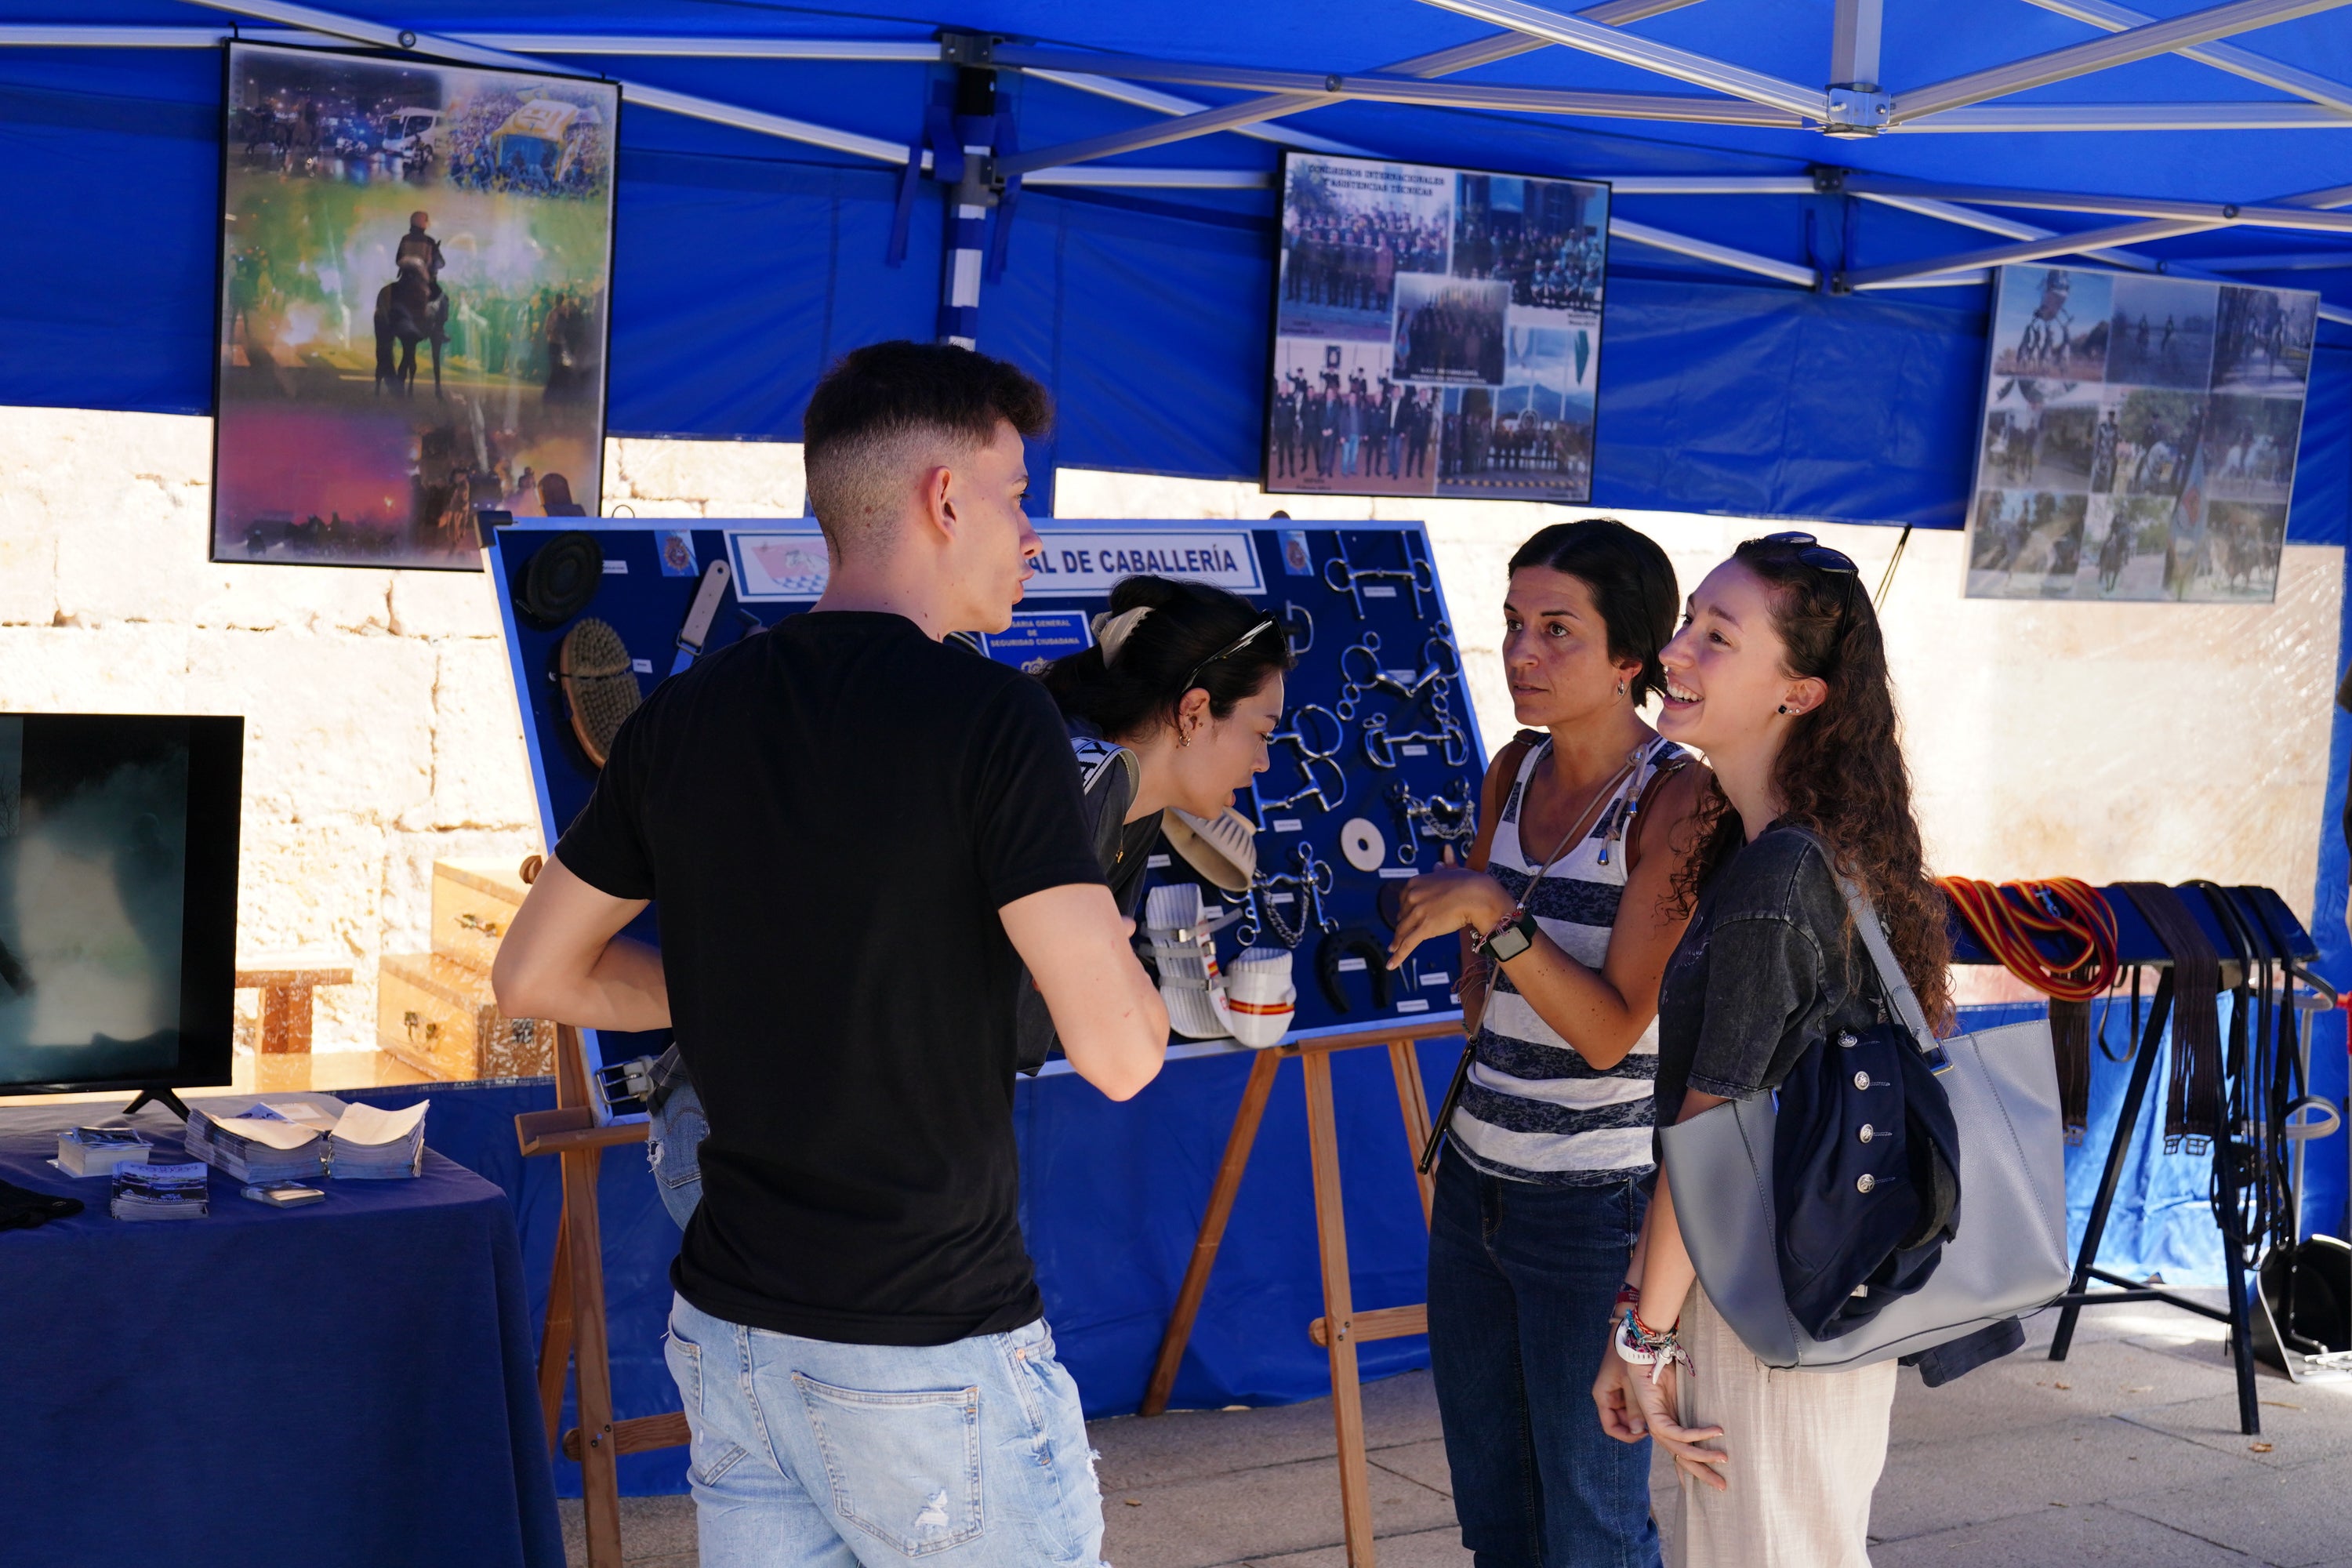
top-left (1323, 532), bottom-right (1436, 620)
top-left (1237, 842), bottom-right (1339, 949)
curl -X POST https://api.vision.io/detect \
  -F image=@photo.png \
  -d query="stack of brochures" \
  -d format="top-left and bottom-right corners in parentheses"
top-left (56, 1126), bottom-right (154, 1178)
top-left (183, 1102), bottom-right (328, 1185)
top-left (111, 1160), bottom-right (210, 1221)
top-left (328, 1101), bottom-right (429, 1179)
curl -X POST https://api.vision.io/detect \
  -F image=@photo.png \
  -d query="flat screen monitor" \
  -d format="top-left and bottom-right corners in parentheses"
top-left (0, 715), bottom-right (242, 1097)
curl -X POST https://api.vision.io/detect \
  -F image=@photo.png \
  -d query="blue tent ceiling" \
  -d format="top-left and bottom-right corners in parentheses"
top-left (3, 0), bottom-right (2350, 533)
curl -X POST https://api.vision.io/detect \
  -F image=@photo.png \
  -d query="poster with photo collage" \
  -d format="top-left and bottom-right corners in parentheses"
top-left (1964, 263), bottom-right (2318, 603)
top-left (1265, 151), bottom-right (1610, 504)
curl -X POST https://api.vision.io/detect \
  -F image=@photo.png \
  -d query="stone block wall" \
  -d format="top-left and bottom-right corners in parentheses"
top-left (2, 405), bottom-right (2339, 1052)
top-left (0, 409), bottom-right (815, 1053)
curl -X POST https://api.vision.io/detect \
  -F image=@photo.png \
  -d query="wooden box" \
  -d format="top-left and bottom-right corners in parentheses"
top-left (430, 858), bottom-right (532, 977)
top-left (378, 950), bottom-right (554, 1080)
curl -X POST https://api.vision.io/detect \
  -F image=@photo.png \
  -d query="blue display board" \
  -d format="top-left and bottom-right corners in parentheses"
top-left (485, 517), bottom-right (1489, 1098)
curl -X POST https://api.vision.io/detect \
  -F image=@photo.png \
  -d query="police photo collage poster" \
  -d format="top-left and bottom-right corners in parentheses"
top-left (1964, 264), bottom-right (2319, 604)
top-left (214, 42), bottom-right (618, 569)
top-left (1265, 151), bottom-right (1610, 505)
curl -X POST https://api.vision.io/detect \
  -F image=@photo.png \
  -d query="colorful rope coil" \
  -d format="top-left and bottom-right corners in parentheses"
top-left (1936, 877), bottom-right (2120, 1000)
top-left (1938, 878), bottom-right (2122, 1143)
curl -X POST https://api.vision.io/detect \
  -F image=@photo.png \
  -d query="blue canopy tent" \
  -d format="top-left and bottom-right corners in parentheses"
top-left (7, 0), bottom-right (2352, 528)
top-left (5, 0), bottom-right (2352, 1489)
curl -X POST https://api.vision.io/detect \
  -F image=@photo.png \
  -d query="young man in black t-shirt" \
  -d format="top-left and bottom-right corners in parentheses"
top-left (495, 342), bottom-right (1167, 1566)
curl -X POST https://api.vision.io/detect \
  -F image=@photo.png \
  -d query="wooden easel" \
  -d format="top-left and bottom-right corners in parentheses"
top-left (514, 1023), bottom-right (688, 1568)
top-left (1140, 1018), bottom-right (1464, 1568)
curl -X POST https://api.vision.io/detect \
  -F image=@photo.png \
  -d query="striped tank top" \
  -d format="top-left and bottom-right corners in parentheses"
top-left (1450, 735), bottom-right (1686, 1186)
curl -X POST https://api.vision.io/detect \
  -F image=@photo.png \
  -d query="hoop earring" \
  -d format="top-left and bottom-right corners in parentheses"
top-left (1616, 679), bottom-right (1627, 697)
top-left (1178, 728), bottom-right (1192, 748)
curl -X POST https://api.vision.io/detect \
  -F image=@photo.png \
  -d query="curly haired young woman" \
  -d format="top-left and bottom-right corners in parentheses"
top-left (1594, 532), bottom-right (1952, 1568)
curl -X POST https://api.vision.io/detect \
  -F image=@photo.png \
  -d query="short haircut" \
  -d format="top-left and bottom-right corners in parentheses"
top-left (801, 342), bottom-right (1053, 557)
top-left (1507, 517), bottom-right (1679, 706)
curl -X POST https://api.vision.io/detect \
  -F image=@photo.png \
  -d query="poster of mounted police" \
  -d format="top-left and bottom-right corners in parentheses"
top-left (212, 43), bottom-right (617, 569)
top-left (1964, 263), bottom-right (2316, 604)
top-left (1265, 151), bottom-right (1608, 505)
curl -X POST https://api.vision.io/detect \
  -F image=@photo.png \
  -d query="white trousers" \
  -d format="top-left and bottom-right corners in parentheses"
top-left (1658, 1287), bottom-right (1896, 1568)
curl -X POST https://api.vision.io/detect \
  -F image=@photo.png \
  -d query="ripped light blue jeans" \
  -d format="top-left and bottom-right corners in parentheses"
top-left (664, 1292), bottom-right (1108, 1568)
top-left (647, 1077), bottom-right (706, 1230)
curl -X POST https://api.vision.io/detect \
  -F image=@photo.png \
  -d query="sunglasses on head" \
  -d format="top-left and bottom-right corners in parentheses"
top-left (1756, 531), bottom-right (1860, 575)
top-left (1752, 532), bottom-right (1861, 648)
top-left (1183, 618), bottom-right (1276, 692)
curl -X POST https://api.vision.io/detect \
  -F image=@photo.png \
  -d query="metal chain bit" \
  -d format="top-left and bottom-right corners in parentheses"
top-left (1241, 843), bottom-right (1338, 949)
top-left (1388, 779), bottom-right (1477, 863)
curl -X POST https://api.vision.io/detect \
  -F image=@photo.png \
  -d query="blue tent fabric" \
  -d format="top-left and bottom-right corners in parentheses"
top-left (335, 1043), bottom-right (1465, 1500)
top-left (3, 3), bottom-right (2350, 1428)
top-left (7, 8), bottom-right (2352, 532)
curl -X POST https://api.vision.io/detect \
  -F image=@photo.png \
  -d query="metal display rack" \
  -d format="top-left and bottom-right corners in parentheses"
top-left (1953, 882), bottom-right (2330, 1436)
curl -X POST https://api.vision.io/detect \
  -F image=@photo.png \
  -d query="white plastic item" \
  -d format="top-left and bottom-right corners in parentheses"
top-left (1144, 884), bottom-right (1235, 1040)
top-left (1225, 947), bottom-right (1296, 1048)
top-left (1226, 978), bottom-right (1296, 1049)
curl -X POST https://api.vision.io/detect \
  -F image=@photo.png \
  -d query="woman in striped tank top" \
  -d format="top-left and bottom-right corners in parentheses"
top-left (1389, 519), bottom-right (1706, 1568)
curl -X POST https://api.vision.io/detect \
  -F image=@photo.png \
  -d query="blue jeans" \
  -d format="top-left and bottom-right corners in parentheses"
top-left (1426, 1153), bottom-right (1659, 1568)
top-left (665, 1293), bottom-right (1107, 1566)
top-left (648, 1077), bottom-right (706, 1230)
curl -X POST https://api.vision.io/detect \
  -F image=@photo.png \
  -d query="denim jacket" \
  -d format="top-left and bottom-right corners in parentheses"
top-left (1653, 822), bottom-right (1880, 1134)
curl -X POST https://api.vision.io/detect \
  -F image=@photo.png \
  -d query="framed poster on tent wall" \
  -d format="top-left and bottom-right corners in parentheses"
top-left (1263, 151), bottom-right (1610, 506)
top-left (1963, 263), bottom-right (2318, 604)
top-left (212, 42), bottom-right (618, 570)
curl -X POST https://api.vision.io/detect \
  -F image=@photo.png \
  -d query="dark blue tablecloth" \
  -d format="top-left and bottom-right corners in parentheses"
top-left (0, 1101), bottom-right (564, 1568)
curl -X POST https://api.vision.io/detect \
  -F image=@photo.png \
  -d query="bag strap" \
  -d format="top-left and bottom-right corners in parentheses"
top-left (1783, 826), bottom-right (1936, 1048)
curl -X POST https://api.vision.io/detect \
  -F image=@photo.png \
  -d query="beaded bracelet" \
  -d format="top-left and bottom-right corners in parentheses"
top-left (1613, 1306), bottom-right (1686, 1383)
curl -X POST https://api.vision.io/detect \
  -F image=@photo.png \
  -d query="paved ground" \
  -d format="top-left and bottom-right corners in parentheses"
top-left (562, 1294), bottom-right (2352, 1567)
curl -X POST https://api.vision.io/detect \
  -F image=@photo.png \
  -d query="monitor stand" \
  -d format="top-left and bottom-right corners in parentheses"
top-left (121, 1086), bottom-right (191, 1120)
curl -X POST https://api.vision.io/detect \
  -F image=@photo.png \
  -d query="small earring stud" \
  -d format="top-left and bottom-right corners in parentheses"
top-left (1777, 704), bottom-right (1789, 714)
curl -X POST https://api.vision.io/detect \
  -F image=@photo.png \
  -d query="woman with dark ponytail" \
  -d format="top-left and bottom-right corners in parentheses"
top-left (1386, 517), bottom-right (1706, 1568)
top-left (1598, 534), bottom-right (1951, 1567)
top-left (1040, 573), bottom-right (1294, 836)
top-left (1014, 575), bottom-right (1292, 1067)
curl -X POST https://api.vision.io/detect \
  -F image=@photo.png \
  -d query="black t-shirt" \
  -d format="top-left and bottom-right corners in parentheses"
top-left (1653, 823), bottom-right (1875, 1131)
top-left (555, 612), bottom-right (1105, 1346)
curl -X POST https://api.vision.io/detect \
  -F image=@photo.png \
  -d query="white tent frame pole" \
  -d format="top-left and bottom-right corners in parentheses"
top-left (1840, 176), bottom-right (2352, 232)
top-left (2019, 0), bottom-right (2352, 113)
top-left (998, 94), bottom-right (1342, 174)
top-left (1832, 0), bottom-right (1883, 86)
top-left (1840, 176), bottom-right (2352, 286)
top-left (1840, 217), bottom-right (2228, 287)
top-left (1018, 71), bottom-right (1372, 153)
top-left (1852, 191), bottom-right (2166, 270)
top-left (1610, 218), bottom-right (1819, 285)
top-left (0, 24), bottom-right (927, 59)
top-left (176, 0), bottom-right (920, 162)
top-left (1407, 0), bottom-right (1829, 117)
top-left (1000, 1), bottom-right (1729, 179)
top-left (1894, 101), bottom-right (2351, 128)
top-left (1890, 0), bottom-right (2352, 122)
top-left (2198, 250), bottom-right (2352, 269)
top-left (1023, 167), bottom-right (1275, 187)
top-left (1018, 0), bottom-right (1704, 123)
top-left (1000, 29), bottom-right (1549, 177)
